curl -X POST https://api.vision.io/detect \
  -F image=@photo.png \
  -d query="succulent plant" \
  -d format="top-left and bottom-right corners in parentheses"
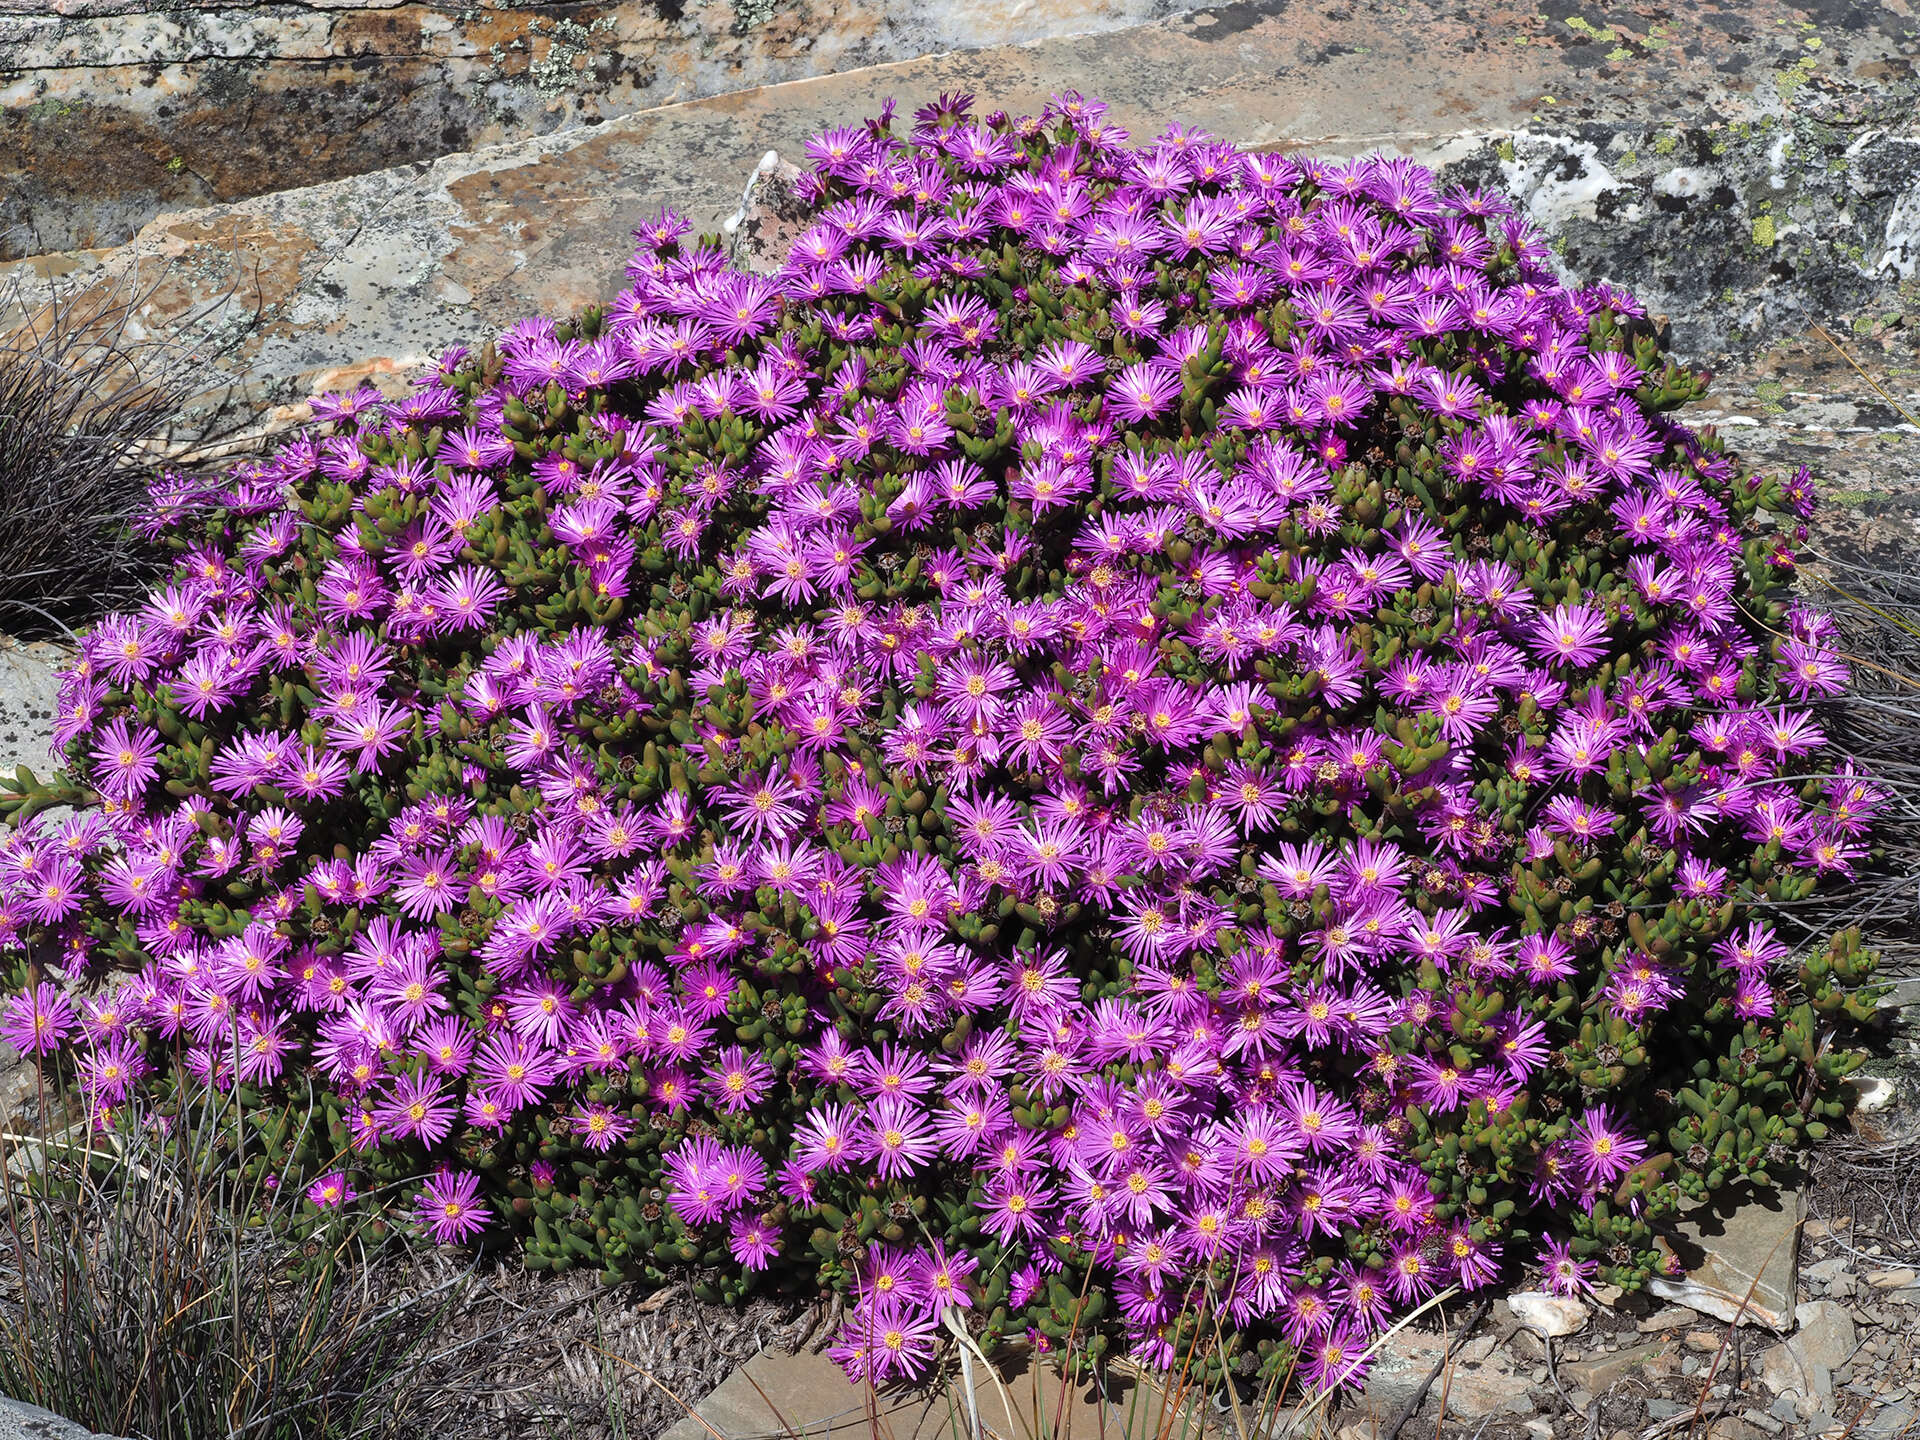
top-left (0, 89), bottom-right (1880, 1394)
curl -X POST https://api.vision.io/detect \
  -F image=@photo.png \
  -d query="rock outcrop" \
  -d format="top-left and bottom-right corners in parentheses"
top-left (2, 0), bottom-right (1914, 462)
top-left (0, 0), bottom-right (1213, 260)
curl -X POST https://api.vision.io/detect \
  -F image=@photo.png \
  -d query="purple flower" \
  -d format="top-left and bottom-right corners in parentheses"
top-left (728, 1212), bottom-right (781, 1270)
top-left (1540, 1235), bottom-right (1598, 1296)
top-left (0, 982), bottom-right (77, 1056)
top-left (416, 1169), bottom-right (489, 1244)
top-left (1568, 1106), bottom-right (1649, 1189)
top-left (570, 1102), bottom-right (633, 1153)
top-left (307, 1172), bottom-right (356, 1208)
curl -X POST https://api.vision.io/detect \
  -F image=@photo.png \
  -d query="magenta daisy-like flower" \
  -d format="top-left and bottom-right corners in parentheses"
top-left (416, 1169), bottom-right (489, 1245)
top-left (375, 1072), bottom-right (457, 1146)
top-left (307, 1171), bottom-right (357, 1209)
top-left (1567, 1105), bottom-right (1648, 1189)
top-left (0, 982), bottom-right (77, 1056)
top-left (1539, 1235), bottom-right (1598, 1296)
top-left (728, 1212), bottom-right (781, 1270)
top-left (89, 718), bottom-right (163, 799)
top-left (571, 1102), bottom-right (634, 1153)
top-left (861, 1095), bottom-right (940, 1180)
top-left (706, 1044), bottom-right (774, 1114)
top-left (390, 848), bottom-right (468, 919)
top-left (979, 1171), bottom-right (1053, 1244)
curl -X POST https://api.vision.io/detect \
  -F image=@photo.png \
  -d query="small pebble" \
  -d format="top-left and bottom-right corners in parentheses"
top-left (1850, 1075), bottom-right (1897, 1113)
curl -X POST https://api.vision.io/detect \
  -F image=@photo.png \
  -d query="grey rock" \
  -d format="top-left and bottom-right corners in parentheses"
top-left (0, 1397), bottom-right (125, 1440)
top-left (1651, 1185), bottom-right (1803, 1331)
top-left (1648, 1398), bottom-right (1686, 1419)
top-left (4, 0), bottom-right (1917, 463)
top-left (0, 1044), bottom-right (40, 1131)
top-left (1804, 1256), bottom-right (1850, 1283)
top-left (1, 0), bottom-right (1225, 261)
top-left (1864, 1403), bottom-right (1918, 1438)
top-left (660, 1346), bottom-right (1192, 1440)
top-left (724, 151), bottom-right (810, 279)
top-left (1849, 1075), bottom-right (1897, 1114)
top-left (1804, 1259), bottom-right (1850, 1305)
top-left (1561, 1340), bottom-right (1669, 1395)
top-left (1758, 1339), bottom-right (1832, 1401)
top-left (0, 635), bottom-right (69, 782)
top-left (1360, 1327), bottom-right (1538, 1421)
top-left (1877, 979), bottom-right (1920, 1011)
top-left (1508, 1291), bottom-right (1589, 1339)
top-left (1794, 1301), bottom-right (1858, 1370)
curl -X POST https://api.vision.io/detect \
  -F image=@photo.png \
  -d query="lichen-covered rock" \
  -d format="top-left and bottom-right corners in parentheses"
top-left (0, 0), bottom-right (1216, 261)
top-left (3, 0), bottom-right (1913, 457)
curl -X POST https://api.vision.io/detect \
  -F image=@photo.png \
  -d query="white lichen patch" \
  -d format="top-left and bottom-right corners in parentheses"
top-left (1653, 166), bottom-right (1720, 199)
top-left (1497, 132), bottom-right (1627, 228)
top-left (1879, 178), bottom-right (1920, 279)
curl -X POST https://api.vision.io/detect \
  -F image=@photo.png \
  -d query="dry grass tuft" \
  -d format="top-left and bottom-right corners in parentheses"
top-left (0, 261), bottom-right (253, 636)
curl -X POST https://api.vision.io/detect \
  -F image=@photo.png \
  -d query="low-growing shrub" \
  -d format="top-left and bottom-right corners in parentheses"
top-left (0, 90), bottom-right (1882, 1394)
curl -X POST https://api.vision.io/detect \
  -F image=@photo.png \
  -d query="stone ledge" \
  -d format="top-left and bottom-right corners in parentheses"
top-left (1, 0), bottom-right (1218, 261)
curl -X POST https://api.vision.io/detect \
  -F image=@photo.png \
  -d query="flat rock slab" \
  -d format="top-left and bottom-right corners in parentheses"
top-left (1358, 1323), bottom-right (1539, 1423)
top-left (0, 634), bottom-right (69, 780)
top-left (659, 1346), bottom-right (1203, 1440)
top-left (1652, 1185), bottom-right (1803, 1331)
top-left (1559, 1338), bottom-right (1674, 1397)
